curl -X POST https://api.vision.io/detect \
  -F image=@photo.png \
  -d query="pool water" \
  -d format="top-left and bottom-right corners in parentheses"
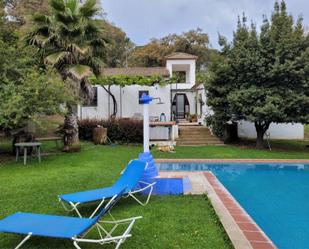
top-left (158, 162), bottom-right (309, 249)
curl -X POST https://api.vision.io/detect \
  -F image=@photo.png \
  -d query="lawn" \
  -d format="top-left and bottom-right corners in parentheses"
top-left (0, 135), bottom-right (308, 248)
top-left (0, 143), bottom-right (232, 249)
top-left (1, 138), bottom-right (309, 161)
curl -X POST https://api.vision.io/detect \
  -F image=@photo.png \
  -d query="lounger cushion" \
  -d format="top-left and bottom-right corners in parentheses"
top-left (59, 160), bottom-right (146, 204)
top-left (0, 212), bottom-right (95, 239)
top-left (60, 186), bottom-right (126, 203)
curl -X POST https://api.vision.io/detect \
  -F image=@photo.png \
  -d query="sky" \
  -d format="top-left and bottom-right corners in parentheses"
top-left (101, 0), bottom-right (309, 49)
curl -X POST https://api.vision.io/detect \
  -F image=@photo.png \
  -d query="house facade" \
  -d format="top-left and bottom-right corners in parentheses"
top-left (78, 52), bottom-right (304, 141)
top-left (79, 53), bottom-right (207, 124)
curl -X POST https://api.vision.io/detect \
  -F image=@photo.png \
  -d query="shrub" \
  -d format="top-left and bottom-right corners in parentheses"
top-left (78, 118), bottom-right (143, 144)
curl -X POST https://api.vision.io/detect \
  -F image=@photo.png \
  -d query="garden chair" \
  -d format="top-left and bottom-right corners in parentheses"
top-left (59, 159), bottom-right (156, 218)
top-left (0, 188), bottom-right (142, 249)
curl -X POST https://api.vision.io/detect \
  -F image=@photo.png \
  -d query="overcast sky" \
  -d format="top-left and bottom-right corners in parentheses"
top-left (101, 0), bottom-right (308, 48)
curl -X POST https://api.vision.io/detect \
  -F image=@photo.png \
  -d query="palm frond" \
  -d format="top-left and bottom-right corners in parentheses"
top-left (66, 64), bottom-right (93, 81)
top-left (29, 34), bottom-right (51, 47)
top-left (50, 0), bottom-right (65, 12)
top-left (68, 43), bottom-right (91, 56)
top-left (79, 0), bottom-right (99, 19)
top-left (32, 14), bottom-right (51, 24)
top-left (45, 51), bottom-right (72, 65)
top-left (67, 0), bottom-right (79, 13)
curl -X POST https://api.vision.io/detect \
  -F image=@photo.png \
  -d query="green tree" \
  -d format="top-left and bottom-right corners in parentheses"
top-left (0, 11), bottom-right (72, 136)
top-left (207, 1), bottom-right (309, 148)
top-left (0, 69), bottom-right (72, 133)
top-left (101, 20), bottom-right (134, 67)
top-left (26, 0), bottom-right (108, 151)
top-left (129, 28), bottom-right (212, 70)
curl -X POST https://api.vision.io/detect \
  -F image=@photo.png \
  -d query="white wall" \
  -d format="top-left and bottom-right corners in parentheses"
top-left (238, 121), bottom-right (304, 140)
top-left (79, 85), bottom-right (171, 121)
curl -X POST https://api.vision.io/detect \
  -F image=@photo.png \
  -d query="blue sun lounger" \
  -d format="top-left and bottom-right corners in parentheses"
top-left (0, 188), bottom-right (142, 249)
top-left (59, 160), bottom-right (156, 217)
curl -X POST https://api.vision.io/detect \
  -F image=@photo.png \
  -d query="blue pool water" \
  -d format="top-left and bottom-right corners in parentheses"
top-left (158, 162), bottom-right (309, 249)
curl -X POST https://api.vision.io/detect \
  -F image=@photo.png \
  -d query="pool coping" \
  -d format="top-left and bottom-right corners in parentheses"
top-left (156, 158), bottom-right (309, 163)
top-left (203, 171), bottom-right (276, 249)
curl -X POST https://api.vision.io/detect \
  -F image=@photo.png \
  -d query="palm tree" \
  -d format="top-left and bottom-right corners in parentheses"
top-left (26, 0), bottom-right (108, 151)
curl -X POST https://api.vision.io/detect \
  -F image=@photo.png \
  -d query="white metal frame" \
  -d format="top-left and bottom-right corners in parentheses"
top-left (59, 160), bottom-right (156, 217)
top-left (59, 180), bottom-right (156, 217)
top-left (127, 180), bottom-right (156, 206)
top-left (14, 233), bottom-right (32, 249)
top-left (12, 196), bottom-right (142, 249)
top-left (13, 217), bottom-right (142, 249)
top-left (72, 216), bottom-right (142, 249)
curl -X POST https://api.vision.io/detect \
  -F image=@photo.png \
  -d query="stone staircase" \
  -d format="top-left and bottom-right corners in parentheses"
top-left (176, 125), bottom-right (223, 146)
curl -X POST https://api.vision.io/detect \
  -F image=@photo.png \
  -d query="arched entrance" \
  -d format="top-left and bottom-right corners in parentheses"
top-left (172, 93), bottom-right (190, 120)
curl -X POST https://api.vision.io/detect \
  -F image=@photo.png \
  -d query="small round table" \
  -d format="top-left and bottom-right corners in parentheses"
top-left (15, 142), bottom-right (42, 165)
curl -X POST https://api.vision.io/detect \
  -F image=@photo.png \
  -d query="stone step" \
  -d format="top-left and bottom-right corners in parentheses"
top-left (179, 125), bottom-right (208, 129)
top-left (176, 125), bottom-right (222, 146)
top-left (179, 133), bottom-right (213, 137)
top-left (178, 137), bottom-right (216, 141)
top-left (177, 138), bottom-right (222, 142)
top-left (179, 130), bottom-right (212, 135)
top-left (177, 142), bottom-right (224, 146)
top-left (178, 122), bottom-right (200, 126)
top-left (179, 128), bottom-right (211, 131)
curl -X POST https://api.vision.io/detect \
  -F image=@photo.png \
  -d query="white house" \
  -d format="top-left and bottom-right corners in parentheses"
top-left (78, 52), bottom-right (304, 142)
top-left (79, 53), bottom-right (207, 123)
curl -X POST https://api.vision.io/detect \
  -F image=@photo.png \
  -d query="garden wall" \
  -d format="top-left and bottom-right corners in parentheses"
top-left (238, 121), bottom-right (304, 140)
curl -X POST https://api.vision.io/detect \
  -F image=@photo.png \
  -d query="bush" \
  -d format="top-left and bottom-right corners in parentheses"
top-left (78, 118), bottom-right (143, 144)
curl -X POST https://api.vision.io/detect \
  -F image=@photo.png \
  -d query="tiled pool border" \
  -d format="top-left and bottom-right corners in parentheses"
top-left (156, 158), bottom-right (309, 163)
top-left (203, 171), bottom-right (276, 249)
top-left (155, 159), bottom-right (290, 249)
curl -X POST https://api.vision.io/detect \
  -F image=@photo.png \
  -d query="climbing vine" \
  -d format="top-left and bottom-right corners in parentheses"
top-left (90, 75), bottom-right (176, 87)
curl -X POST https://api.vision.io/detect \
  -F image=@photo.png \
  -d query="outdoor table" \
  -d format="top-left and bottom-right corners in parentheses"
top-left (15, 142), bottom-right (42, 165)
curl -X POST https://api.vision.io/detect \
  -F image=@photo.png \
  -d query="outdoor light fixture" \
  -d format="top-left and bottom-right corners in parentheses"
top-left (153, 97), bottom-right (164, 105)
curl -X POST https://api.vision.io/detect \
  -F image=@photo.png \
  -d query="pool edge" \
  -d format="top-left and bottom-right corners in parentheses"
top-left (155, 158), bottom-right (309, 163)
top-left (203, 171), bottom-right (277, 249)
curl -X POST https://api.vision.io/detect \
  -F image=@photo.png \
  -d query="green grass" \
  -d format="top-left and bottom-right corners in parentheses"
top-left (153, 138), bottom-right (309, 159)
top-left (0, 143), bottom-right (232, 249)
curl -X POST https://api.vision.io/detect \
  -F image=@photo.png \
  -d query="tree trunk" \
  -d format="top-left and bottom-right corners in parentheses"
top-left (256, 127), bottom-right (265, 149)
top-left (63, 105), bottom-right (80, 152)
top-left (102, 85), bottom-right (117, 118)
top-left (254, 121), bottom-right (270, 149)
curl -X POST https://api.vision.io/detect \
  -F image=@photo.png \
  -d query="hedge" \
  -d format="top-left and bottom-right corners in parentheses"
top-left (78, 118), bottom-right (143, 144)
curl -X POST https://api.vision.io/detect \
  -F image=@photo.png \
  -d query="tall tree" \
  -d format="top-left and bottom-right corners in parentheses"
top-left (101, 20), bottom-right (134, 68)
top-left (0, 1), bottom-right (71, 138)
top-left (129, 28), bottom-right (212, 70)
top-left (206, 1), bottom-right (309, 148)
top-left (26, 0), bottom-right (108, 151)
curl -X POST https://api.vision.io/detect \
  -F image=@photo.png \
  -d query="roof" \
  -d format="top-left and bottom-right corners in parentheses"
top-left (101, 67), bottom-right (170, 77)
top-left (165, 52), bottom-right (198, 60)
top-left (191, 83), bottom-right (204, 90)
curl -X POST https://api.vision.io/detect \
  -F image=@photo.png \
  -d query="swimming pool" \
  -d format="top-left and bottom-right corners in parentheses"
top-left (158, 162), bottom-right (309, 249)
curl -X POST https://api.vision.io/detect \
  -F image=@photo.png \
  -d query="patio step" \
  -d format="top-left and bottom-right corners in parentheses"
top-left (177, 126), bottom-right (223, 146)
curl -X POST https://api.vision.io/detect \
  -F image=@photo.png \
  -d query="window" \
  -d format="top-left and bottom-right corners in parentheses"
top-left (83, 87), bottom-right (98, 107)
top-left (173, 71), bottom-right (187, 83)
top-left (138, 90), bottom-right (149, 104)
